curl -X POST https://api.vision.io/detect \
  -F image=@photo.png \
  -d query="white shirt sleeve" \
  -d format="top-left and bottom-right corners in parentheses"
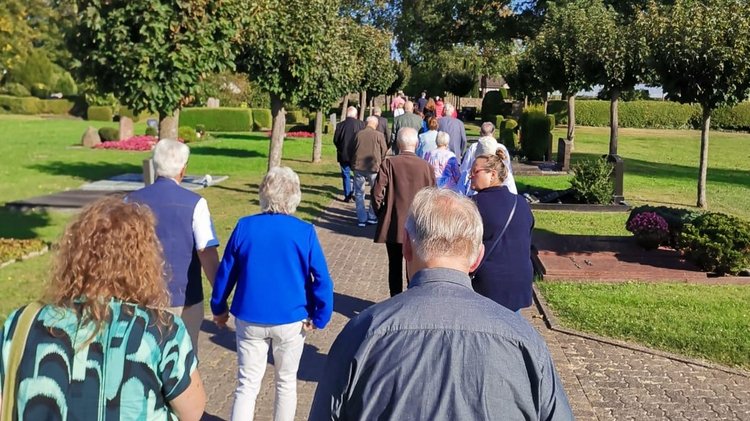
top-left (193, 198), bottom-right (219, 250)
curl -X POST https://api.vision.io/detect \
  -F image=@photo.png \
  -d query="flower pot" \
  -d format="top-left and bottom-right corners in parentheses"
top-left (635, 233), bottom-right (663, 250)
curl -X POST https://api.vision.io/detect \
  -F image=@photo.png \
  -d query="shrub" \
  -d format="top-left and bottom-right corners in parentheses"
top-left (627, 205), bottom-right (702, 247)
top-left (1, 83), bottom-right (31, 97)
top-left (195, 72), bottom-right (270, 108)
top-left (195, 124), bottom-right (206, 135)
top-left (286, 110), bottom-right (308, 125)
top-left (711, 102), bottom-right (750, 131)
top-left (145, 126), bottom-right (158, 136)
top-left (569, 158), bottom-right (613, 204)
top-left (5, 51), bottom-right (57, 92)
top-left (88, 106), bottom-right (114, 121)
top-left (520, 109), bottom-right (552, 161)
top-left (179, 126), bottom-right (198, 143)
top-left (0, 95), bottom-right (42, 114)
top-left (40, 99), bottom-right (75, 115)
top-left (481, 91), bottom-right (509, 122)
top-left (0, 238), bottom-right (47, 263)
top-left (181, 107), bottom-right (253, 131)
top-left (30, 83), bottom-right (51, 99)
top-left (499, 118), bottom-right (519, 152)
top-left (119, 106), bottom-right (155, 122)
top-left (252, 108), bottom-right (273, 130)
top-left (626, 212), bottom-right (670, 249)
top-left (52, 72), bottom-right (78, 96)
top-left (678, 213), bottom-right (750, 275)
top-left (98, 127), bottom-right (120, 142)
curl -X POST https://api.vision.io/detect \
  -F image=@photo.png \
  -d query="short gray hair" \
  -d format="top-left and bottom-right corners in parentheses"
top-left (153, 139), bottom-right (189, 179)
top-left (366, 115), bottom-right (379, 127)
top-left (436, 131), bottom-right (450, 147)
top-left (404, 101), bottom-right (415, 113)
top-left (405, 188), bottom-right (483, 264)
top-left (372, 107), bottom-right (382, 116)
top-left (480, 122), bottom-right (495, 136)
top-left (346, 106), bottom-right (358, 118)
top-left (397, 127), bottom-right (418, 151)
top-left (259, 166), bottom-right (301, 214)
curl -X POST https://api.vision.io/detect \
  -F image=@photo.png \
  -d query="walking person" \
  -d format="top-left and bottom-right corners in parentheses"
top-left (211, 167), bottom-right (334, 421)
top-left (352, 116), bottom-right (388, 227)
top-left (333, 106), bottom-right (365, 202)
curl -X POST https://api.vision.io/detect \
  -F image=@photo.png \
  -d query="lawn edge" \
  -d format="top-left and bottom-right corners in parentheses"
top-left (0, 245), bottom-right (50, 270)
top-left (532, 283), bottom-right (750, 378)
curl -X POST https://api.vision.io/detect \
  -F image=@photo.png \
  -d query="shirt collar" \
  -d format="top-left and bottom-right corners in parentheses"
top-left (155, 176), bottom-right (180, 185)
top-left (408, 267), bottom-right (473, 290)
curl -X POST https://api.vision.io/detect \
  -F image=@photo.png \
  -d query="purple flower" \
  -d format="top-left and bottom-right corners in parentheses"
top-left (627, 212), bottom-right (669, 235)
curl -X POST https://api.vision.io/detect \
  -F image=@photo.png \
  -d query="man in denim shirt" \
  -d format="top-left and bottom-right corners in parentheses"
top-left (310, 188), bottom-right (573, 421)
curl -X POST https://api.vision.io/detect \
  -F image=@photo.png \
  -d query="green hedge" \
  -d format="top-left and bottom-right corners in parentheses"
top-left (286, 110), bottom-right (308, 125)
top-left (252, 108), bottom-right (272, 130)
top-left (481, 91), bottom-right (512, 122)
top-left (87, 106), bottom-right (114, 122)
top-left (520, 110), bottom-right (552, 161)
top-left (181, 107), bottom-right (254, 131)
top-left (0, 96), bottom-right (41, 114)
top-left (40, 99), bottom-right (75, 115)
top-left (499, 118), bottom-right (519, 153)
top-left (711, 103), bottom-right (750, 131)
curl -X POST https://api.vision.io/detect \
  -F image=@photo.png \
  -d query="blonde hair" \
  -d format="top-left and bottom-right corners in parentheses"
top-left (46, 195), bottom-right (170, 342)
top-left (474, 148), bottom-right (509, 183)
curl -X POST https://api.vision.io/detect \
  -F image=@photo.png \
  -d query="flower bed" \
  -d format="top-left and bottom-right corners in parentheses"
top-left (0, 238), bottom-right (49, 268)
top-left (94, 135), bottom-right (157, 151)
top-left (264, 131), bottom-right (315, 138)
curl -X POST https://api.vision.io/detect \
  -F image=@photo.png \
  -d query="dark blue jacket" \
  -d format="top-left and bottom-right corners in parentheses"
top-left (472, 186), bottom-right (534, 311)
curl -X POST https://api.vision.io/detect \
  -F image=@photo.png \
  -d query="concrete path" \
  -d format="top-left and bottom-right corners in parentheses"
top-left (198, 198), bottom-right (750, 420)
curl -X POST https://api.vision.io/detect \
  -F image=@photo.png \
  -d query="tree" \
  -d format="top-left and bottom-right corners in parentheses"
top-left (443, 71), bottom-right (475, 108)
top-left (639, 0), bottom-right (750, 208)
top-left (346, 22), bottom-right (396, 120)
top-left (69, 0), bottom-right (240, 138)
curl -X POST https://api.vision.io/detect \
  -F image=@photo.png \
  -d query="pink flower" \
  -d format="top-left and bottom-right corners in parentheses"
top-left (94, 135), bottom-right (158, 151)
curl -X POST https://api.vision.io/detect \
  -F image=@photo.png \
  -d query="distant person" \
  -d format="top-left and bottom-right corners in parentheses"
top-left (352, 116), bottom-right (388, 227)
top-left (424, 131), bottom-right (461, 191)
top-left (211, 167), bottom-right (334, 421)
top-left (372, 127), bottom-right (435, 296)
top-left (416, 117), bottom-right (439, 158)
top-left (128, 138), bottom-right (220, 354)
top-left (460, 122), bottom-right (517, 196)
top-left (390, 91), bottom-right (405, 113)
top-left (333, 106), bottom-right (366, 202)
top-left (469, 149), bottom-right (534, 311)
top-left (391, 101), bottom-right (423, 154)
top-left (372, 106), bottom-right (391, 143)
top-left (309, 188), bottom-right (573, 421)
top-left (416, 91), bottom-right (428, 113)
top-left (423, 97), bottom-right (437, 120)
top-left (437, 103), bottom-right (468, 157)
top-left (434, 96), bottom-right (445, 119)
top-left (0, 196), bottom-right (205, 420)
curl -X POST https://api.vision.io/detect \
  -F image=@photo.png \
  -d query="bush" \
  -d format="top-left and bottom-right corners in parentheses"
top-left (98, 127), bottom-right (120, 142)
top-left (5, 51), bottom-right (56, 93)
top-left (52, 72), bottom-right (78, 96)
top-left (0, 238), bottom-right (47, 263)
top-left (195, 124), bottom-right (206, 135)
top-left (252, 108), bottom-right (273, 130)
top-left (627, 205), bottom-right (702, 248)
top-left (195, 72), bottom-right (270, 108)
top-left (286, 110), bottom-right (308, 125)
top-left (569, 158), bottom-right (613, 204)
top-left (499, 118), bottom-right (519, 153)
top-left (88, 106), bottom-right (114, 121)
top-left (181, 107), bottom-right (253, 131)
top-left (179, 126), bottom-right (198, 143)
top-left (40, 99), bottom-right (75, 115)
top-left (30, 83), bottom-right (51, 99)
top-left (0, 95), bottom-right (42, 114)
top-left (1, 83), bottom-right (30, 97)
top-left (678, 213), bottom-right (750, 275)
top-left (520, 109), bottom-right (552, 161)
top-left (481, 91), bottom-right (509, 122)
top-left (711, 102), bottom-right (750, 131)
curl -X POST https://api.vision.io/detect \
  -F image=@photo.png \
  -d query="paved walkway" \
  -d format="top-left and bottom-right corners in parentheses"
top-left (198, 198), bottom-right (750, 420)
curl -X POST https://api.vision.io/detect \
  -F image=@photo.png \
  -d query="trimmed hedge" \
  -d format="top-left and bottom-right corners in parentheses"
top-left (520, 110), bottom-right (552, 161)
top-left (678, 213), bottom-right (750, 275)
top-left (88, 106), bottom-right (114, 122)
top-left (499, 118), bottom-right (519, 153)
top-left (481, 91), bottom-right (512, 122)
top-left (286, 110), bottom-right (308, 125)
top-left (181, 107), bottom-right (254, 131)
top-left (252, 108), bottom-right (272, 130)
top-left (40, 99), bottom-right (75, 115)
top-left (0, 95), bottom-right (41, 114)
top-left (179, 126), bottom-right (198, 143)
top-left (711, 102), bottom-right (750, 131)
top-left (98, 127), bottom-right (119, 141)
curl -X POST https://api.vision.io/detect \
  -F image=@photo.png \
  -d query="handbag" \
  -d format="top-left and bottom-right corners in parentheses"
top-left (2, 301), bottom-right (43, 421)
top-left (470, 195), bottom-right (518, 280)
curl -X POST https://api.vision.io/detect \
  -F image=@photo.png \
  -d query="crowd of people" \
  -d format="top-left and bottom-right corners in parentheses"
top-left (0, 95), bottom-right (570, 421)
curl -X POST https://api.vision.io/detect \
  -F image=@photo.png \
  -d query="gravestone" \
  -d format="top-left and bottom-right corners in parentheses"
top-left (81, 126), bottom-right (101, 147)
top-left (329, 113), bottom-right (337, 133)
top-left (160, 116), bottom-right (178, 140)
top-left (606, 154), bottom-right (625, 204)
top-left (207, 97), bottom-right (220, 108)
top-left (119, 116), bottom-right (134, 140)
top-left (557, 138), bottom-right (572, 171)
top-left (143, 158), bottom-right (155, 186)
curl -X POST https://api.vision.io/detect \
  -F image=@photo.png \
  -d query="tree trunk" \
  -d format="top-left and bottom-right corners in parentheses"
top-left (359, 91), bottom-right (367, 120)
top-left (312, 110), bottom-right (323, 163)
top-left (566, 94), bottom-right (576, 145)
top-left (697, 107), bottom-right (710, 208)
top-left (542, 92), bottom-right (548, 114)
top-left (340, 95), bottom-right (348, 122)
top-left (158, 109), bottom-right (180, 140)
top-left (609, 88), bottom-right (620, 156)
top-left (524, 95), bottom-right (529, 108)
top-left (268, 95), bottom-right (286, 170)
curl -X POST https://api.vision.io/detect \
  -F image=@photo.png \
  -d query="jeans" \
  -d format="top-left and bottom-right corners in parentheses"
top-left (353, 170), bottom-right (377, 223)
top-left (231, 319), bottom-right (306, 421)
top-left (340, 163), bottom-right (352, 197)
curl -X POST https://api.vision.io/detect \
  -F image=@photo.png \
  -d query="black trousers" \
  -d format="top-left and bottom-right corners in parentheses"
top-left (385, 242), bottom-right (407, 296)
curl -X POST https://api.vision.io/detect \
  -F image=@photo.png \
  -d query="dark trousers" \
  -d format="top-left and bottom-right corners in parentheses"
top-left (386, 242), bottom-right (406, 296)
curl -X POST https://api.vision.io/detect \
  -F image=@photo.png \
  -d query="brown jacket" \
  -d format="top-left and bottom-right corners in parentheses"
top-left (372, 152), bottom-right (436, 244)
top-left (352, 127), bottom-right (388, 173)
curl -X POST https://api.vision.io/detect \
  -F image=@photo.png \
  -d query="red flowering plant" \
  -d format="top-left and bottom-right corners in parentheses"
top-left (94, 135), bottom-right (158, 151)
top-left (264, 131), bottom-right (315, 138)
top-left (626, 211), bottom-right (670, 250)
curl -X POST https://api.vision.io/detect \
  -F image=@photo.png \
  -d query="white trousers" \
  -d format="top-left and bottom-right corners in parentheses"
top-left (231, 319), bottom-right (306, 421)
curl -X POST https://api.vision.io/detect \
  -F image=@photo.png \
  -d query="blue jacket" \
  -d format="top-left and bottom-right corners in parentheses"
top-left (211, 213), bottom-right (334, 328)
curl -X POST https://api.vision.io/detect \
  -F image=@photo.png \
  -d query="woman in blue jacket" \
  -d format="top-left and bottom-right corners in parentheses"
top-left (211, 166), bottom-right (334, 421)
top-left (469, 148), bottom-right (535, 312)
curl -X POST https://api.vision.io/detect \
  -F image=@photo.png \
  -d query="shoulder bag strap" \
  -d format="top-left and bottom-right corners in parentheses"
top-left (2, 301), bottom-right (43, 421)
top-left (472, 195), bottom-right (518, 277)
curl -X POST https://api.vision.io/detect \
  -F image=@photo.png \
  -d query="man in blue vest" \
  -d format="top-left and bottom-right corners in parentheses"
top-left (128, 139), bottom-right (220, 354)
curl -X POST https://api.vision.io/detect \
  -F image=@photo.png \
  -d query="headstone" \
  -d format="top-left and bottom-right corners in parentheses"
top-left (159, 116), bottom-right (178, 140)
top-left (119, 116), bottom-right (134, 140)
top-left (207, 97), bottom-right (221, 108)
top-left (556, 138), bottom-right (572, 171)
top-left (81, 126), bottom-right (101, 147)
top-left (143, 158), bottom-right (155, 186)
top-left (329, 113), bottom-right (337, 133)
top-left (606, 154), bottom-right (625, 204)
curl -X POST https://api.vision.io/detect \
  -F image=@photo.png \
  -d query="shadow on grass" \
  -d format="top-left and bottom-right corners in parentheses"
top-left (0, 208), bottom-right (51, 239)
top-left (189, 146), bottom-right (264, 159)
top-left (212, 133), bottom-right (269, 142)
top-left (28, 161), bottom-right (142, 181)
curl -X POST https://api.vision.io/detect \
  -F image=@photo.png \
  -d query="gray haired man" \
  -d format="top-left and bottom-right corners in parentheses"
top-left (309, 188), bottom-right (573, 420)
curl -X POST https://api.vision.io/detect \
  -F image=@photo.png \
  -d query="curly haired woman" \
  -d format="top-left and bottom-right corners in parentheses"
top-left (0, 196), bottom-right (205, 420)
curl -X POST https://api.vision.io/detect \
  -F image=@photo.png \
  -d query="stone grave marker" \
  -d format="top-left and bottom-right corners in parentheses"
top-left (81, 126), bottom-right (101, 147)
top-left (119, 116), bottom-right (134, 140)
top-left (143, 158), bottom-right (155, 186)
top-left (556, 138), bottom-right (572, 171)
top-left (329, 113), bottom-right (337, 134)
top-left (207, 97), bottom-right (221, 108)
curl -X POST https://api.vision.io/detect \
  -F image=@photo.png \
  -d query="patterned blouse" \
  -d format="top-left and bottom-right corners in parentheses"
top-left (0, 300), bottom-right (196, 420)
top-left (424, 148), bottom-right (461, 191)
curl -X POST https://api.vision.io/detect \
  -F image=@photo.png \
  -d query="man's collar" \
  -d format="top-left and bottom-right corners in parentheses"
top-left (156, 176), bottom-right (180, 185)
top-left (408, 267), bottom-right (473, 290)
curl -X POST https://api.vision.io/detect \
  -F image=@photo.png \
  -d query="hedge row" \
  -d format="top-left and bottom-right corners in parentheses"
top-left (181, 108), bottom-right (254, 131)
top-left (252, 109), bottom-right (272, 130)
top-left (0, 95), bottom-right (75, 115)
top-left (87, 106), bottom-right (113, 122)
top-left (547, 100), bottom-right (750, 130)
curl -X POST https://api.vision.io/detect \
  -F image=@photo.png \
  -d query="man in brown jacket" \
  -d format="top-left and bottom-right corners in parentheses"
top-left (373, 127), bottom-right (436, 296)
top-left (352, 116), bottom-right (389, 227)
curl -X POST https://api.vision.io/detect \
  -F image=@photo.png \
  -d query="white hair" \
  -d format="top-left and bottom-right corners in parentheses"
top-left (372, 107), bottom-right (382, 116)
top-left (404, 101), bottom-right (415, 113)
top-left (405, 187), bottom-right (483, 264)
top-left (153, 139), bottom-right (189, 179)
top-left (259, 166), bottom-right (301, 214)
top-left (366, 115), bottom-right (379, 127)
top-left (397, 127), bottom-right (418, 151)
top-left (436, 131), bottom-right (450, 147)
top-left (346, 106), bottom-right (358, 118)
top-left (444, 103), bottom-right (455, 115)
top-left (480, 122), bottom-right (495, 136)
